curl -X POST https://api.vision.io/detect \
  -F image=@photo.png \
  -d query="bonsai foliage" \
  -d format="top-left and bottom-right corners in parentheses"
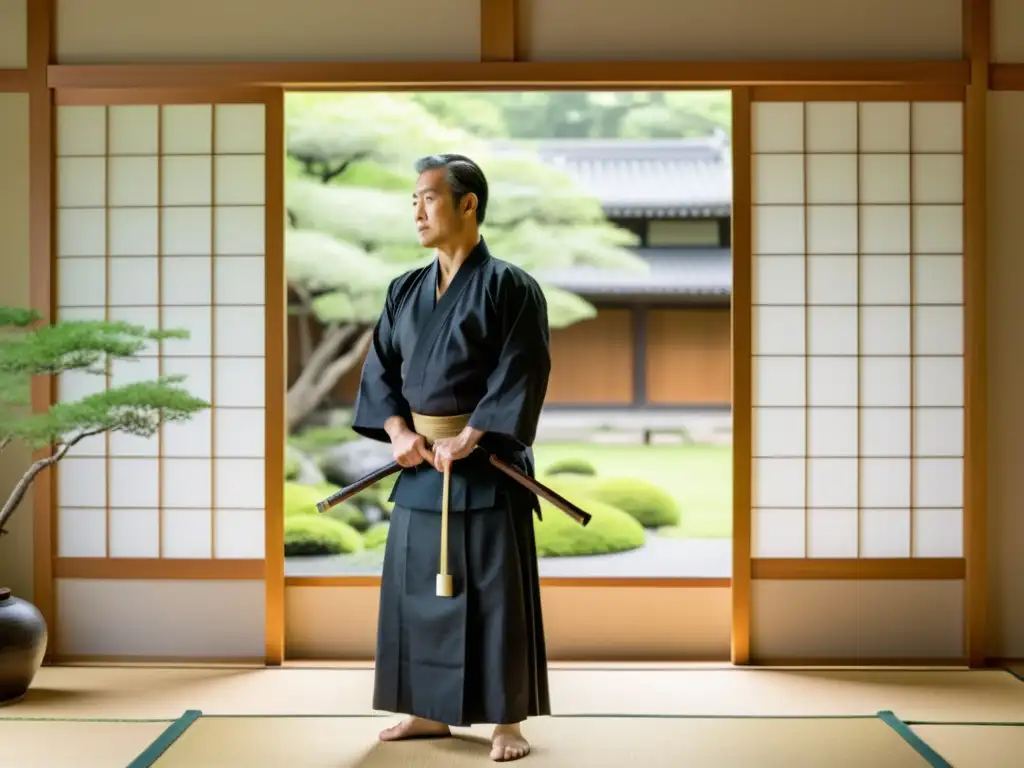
top-left (0, 308), bottom-right (209, 537)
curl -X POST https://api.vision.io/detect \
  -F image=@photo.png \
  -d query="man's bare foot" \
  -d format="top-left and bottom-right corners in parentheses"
top-left (491, 723), bottom-right (530, 762)
top-left (378, 716), bottom-right (451, 741)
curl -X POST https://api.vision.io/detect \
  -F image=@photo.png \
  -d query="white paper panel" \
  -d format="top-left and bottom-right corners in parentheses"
top-left (54, 101), bottom-right (268, 563)
top-left (162, 508), bottom-right (212, 558)
top-left (214, 256), bottom-right (265, 305)
top-left (753, 154), bottom-right (803, 204)
top-left (162, 105), bottom-right (213, 154)
top-left (214, 408), bottom-right (266, 458)
top-left (753, 408), bottom-right (805, 457)
top-left (214, 206), bottom-right (265, 255)
top-left (215, 105), bottom-right (266, 154)
top-left (109, 458), bottom-right (160, 508)
top-left (806, 154), bottom-right (857, 204)
top-left (807, 508), bottom-right (858, 558)
top-left (807, 408), bottom-right (857, 457)
top-left (58, 106), bottom-right (107, 156)
top-left (753, 508), bottom-right (805, 558)
top-left (109, 508), bottom-right (160, 558)
top-left (58, 157), bottom-right (106, 208)
top-left (807, 458), bottom-right (858, 508)
top-left (753, 357), bottom-right (805, 407)
top-left (163, 256), bottom-right (213, 305)
top-left (913, 508), bottom-right (963, 557)
top-left (859, 155), bottom-right (910, 204)
top-left (58, 507), bottom-right (107, 557)
top-left (162, 458), bottom-right (213, 509)
top-left (749, 98), bottom-right (965, 560)
top-left (754, 256), bottom-right (804, 305)
top-left (805, 102), bottom-right (857, 153)
top-left (861, 255), bottom-right (910, 305)
top-left (860, 508), bottom-right (911, 557)
top-left (163, 156), bottom-right (213, 206)
top-left (108, 157), bottom-right (159, 208)
top-left (752, 103), bottom-right (803, 153)
top-left (859, 103), bottom-right (910, 153)
top-left (753, 458), bottom-right (805, 508)
top-left (58, 208), bottom-right (106, 257)
top-left (807, 357), bottom-right (858, 407)
top-left (807, 307), bottom-right (857, 355)
top-left (753, 206), bottom-right (804, 255)
top-left (108, 106), bottom-right (159, 156)
top-left (108, 208), bottom-right (159, 256)
top-left (57, 257), bottom-right (105, 307)
top-left (214, 307), bottom-right (265, 356)
top-left (163, 409), bottom-right (213, 458)
top-left (214, 458), bottom-right (265, 509)
top-left (162, 207), bottom-right (212, 255)
top-left (214, 156), bottom-right (265, 205)
top-left (807, 256), bottom-right (857, 305)
top-left (214, 509), bottom-right (265, 559)
top-left (861, 458), bottom-right (911, 508)
top-left (911, 103), bottom-right (963, 152)
top-left (806, 206), bottom-right (858, 254)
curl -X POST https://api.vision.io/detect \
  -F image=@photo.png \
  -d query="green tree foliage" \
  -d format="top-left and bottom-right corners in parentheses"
top-left (285, 92), bottom-right (656, 431)
top-left (0, 308), bottom-right (209, 537)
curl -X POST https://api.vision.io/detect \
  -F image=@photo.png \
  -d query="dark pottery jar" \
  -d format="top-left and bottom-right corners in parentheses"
top-left (0, 587), bottom-right (47, 706)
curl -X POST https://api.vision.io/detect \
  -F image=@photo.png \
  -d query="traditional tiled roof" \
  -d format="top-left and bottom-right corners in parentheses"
top-left (489, 135), bottom-right (732, 217)
top-left (535, 247), bottom-right (731, 298)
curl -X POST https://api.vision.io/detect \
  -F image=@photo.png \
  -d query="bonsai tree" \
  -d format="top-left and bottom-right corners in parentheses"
top-left (0, 308), bottom-right (210, 538)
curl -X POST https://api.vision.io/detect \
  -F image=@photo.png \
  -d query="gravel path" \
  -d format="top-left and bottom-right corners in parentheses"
top-left (285, 532), bottom-right (731, 579)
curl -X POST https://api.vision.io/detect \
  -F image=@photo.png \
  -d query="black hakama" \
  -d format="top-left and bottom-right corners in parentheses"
top-left (373, 494), bottom-right (550, 726)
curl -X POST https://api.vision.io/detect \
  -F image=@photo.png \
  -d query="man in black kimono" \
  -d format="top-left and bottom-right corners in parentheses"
top-left (351, 153), bottom-right (551, 762)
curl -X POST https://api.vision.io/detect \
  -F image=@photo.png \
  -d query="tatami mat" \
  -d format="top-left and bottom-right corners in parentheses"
top-left (910, 724), bottom-right (1024, 768)
top-left (0, 718), bottom-right (172, 768)
top-left (16, 665), bottom-right (1024, 722)
top-left (150, 714), bottom-right (930, 768)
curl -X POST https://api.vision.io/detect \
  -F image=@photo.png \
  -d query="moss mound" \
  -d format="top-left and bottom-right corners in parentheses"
top-left (284, 514), bottom-right (364, 556)
top-left (545, 457), bottom-right (597, 477)
top-left (284, 482), bottom-right (326, 517)
top-left (363, 522), bottom-right (390, 550)
top-left (533, 475), bottom-right (646, 557)
top-left (593, 477), bottom-right (682, 528)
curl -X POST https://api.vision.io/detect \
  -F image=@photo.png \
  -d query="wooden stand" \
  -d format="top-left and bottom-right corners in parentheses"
top-left (436, 464), bottom-right (453, 598)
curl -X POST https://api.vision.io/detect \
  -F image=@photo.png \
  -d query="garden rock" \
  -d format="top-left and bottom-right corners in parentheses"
top-left (321, 438), bottom-right (394, 486)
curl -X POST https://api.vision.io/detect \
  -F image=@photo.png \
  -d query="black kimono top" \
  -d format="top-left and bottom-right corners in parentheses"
top-left (351, 238), bottom-right (551, 514)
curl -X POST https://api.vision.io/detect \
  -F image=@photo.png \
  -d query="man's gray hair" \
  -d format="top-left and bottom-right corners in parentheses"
top-left (414, 153), bottom-right (489, 225)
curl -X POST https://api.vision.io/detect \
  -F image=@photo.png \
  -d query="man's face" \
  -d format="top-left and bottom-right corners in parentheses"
top-left (413, 168), bottom-right (467, 248)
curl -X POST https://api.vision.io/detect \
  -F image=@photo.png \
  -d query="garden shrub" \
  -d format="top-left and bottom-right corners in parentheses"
top-left (363, 522), bottom-right (390, 550)
top-left (284, 482), bottom-right (326, 517)
top-left (285, 454), bottom-right (300, 480)
top-left (532, 476), bottom-right (646, 556)
top-left (284, 514), bottom-right (364, 556)
top-left (593, 477), bottom-right (682, 528)
top-left (545, 457), bottom-right (597, 477)
top-left (325, 500), bottom-right (369, 532)
top-left (289, 424), bottom-right (361, 456)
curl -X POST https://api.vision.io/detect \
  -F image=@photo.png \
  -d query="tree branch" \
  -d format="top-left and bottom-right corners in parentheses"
top-left (290, 284), bottom-right (315, 366)
top-left (0, 425), bottom-right (110, 535)
top-left (286, 324), bottom-right (362, 430)
top-left (0, 435), bottom-right (12, 454)
top-left (310, 328), bottom-right (373, 406)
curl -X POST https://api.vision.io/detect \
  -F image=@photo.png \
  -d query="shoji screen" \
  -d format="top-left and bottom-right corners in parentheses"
top-left (750, 100), bottom-right (964, 561)
top-left (55, 102), bottom-right (269, 564)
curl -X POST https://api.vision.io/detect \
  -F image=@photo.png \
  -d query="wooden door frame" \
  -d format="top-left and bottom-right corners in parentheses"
top-left (16, 0), bottom-right (994, 668)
